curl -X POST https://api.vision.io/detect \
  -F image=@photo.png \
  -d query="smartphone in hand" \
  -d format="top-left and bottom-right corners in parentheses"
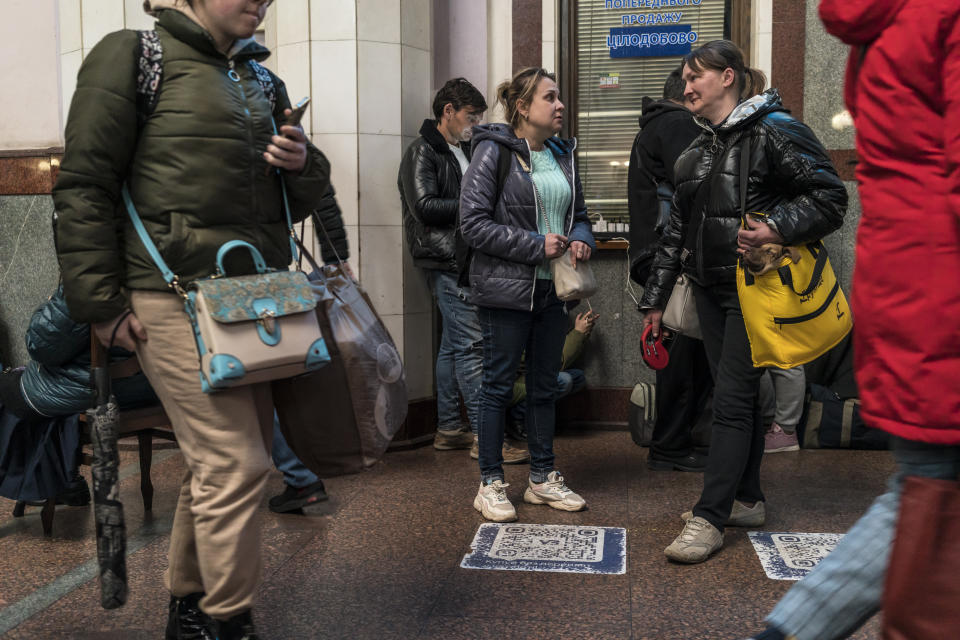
top-left (285, 97), bottom-right (310, 128)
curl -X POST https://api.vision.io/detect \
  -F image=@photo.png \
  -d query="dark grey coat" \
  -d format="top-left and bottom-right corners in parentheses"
top-left (459, 124), bottom-right (595, 311)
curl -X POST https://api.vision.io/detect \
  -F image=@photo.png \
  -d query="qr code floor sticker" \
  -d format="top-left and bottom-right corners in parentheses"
top-left (748, 532), bottom-right (845, 581)
top-left (461, 523), bottom-right (626, 574)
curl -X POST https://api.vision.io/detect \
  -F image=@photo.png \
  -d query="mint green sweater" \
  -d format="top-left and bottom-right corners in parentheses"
top-left (530, 149), bottom-right (572, 279)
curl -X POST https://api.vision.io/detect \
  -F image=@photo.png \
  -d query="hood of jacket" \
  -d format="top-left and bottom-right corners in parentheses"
top-left (706, 88), bottom-right (788, 134)
top-left (470, 123), bottom-right (576, 160)
top-left (149, 3), bottom-right (268, 62)
top-left (638, 98), bottom-right (690, 129)
top-left (819, 0), bottom-right (910, 45)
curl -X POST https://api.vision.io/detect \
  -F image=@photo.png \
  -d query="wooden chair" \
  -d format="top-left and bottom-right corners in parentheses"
top-left (12, 337), bottom-right (175, 536)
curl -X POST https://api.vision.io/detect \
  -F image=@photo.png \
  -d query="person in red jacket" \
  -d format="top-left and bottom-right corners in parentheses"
top-left (744, 2), bottom-right (960, 639)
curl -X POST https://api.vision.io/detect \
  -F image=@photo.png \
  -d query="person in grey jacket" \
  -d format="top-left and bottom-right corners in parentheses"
top-left (460, 67), bottom-right (596, 522)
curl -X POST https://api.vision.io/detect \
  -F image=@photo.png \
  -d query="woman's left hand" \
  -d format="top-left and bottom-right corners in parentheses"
top-left (264, 108), bottom-right (308, 173)
top-left (569, 240), bottom-right (592, 267)
top-left (737, 214), bottom-right (784, 252)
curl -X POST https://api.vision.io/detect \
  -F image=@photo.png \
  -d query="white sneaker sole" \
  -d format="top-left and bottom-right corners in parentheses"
top-left (765, 444), bottom-right (800, 453)
top-left (522, 488), bottom-right (586, 512)
top-left (473, 495), bottom-right (517, 522)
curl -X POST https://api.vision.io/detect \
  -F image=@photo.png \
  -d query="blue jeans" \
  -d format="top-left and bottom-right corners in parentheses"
top-left (767, 437), bottom-right (960, 640)
top-left (430, 271), bottom-right (483, 434)
top-left (271, 415), bottom-right (319, 489)
top-left (477, 280), bottom-right (567, 484)
top-left (510, 369), bottom-right (587, 424)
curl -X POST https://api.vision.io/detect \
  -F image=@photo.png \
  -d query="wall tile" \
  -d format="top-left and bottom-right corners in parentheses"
top-left (277, 42), bottom-right (312, 133)
top-left (123, 0), bottom-right (156, 30)
top-left (402, 311), bottom-right (434, 399)
top-left (277, 0), bottom-right (310, 45)
top-left (358, 41), bottom-right (402, 135)
top-left (344, 224), bottom-right (359, 274)
top-left (358, 225), bottom-right (405, 316)
top-left (401, 0), bottom-right (431, 51)
top-left (401, 241), bottom-right (432, 315)
top-left (541, 0), bottom-right (556, 44)
top-left (59, 0), bottom-right (82, 54)
top-left (401, 45), bottom-right (431, 138)
top-left (755, 0), bottom-right (773, 34)
top-left (310, 0), bottom-right (357, 40)
top-left (310, 40), bottom-right (358, 134)
top-left (60, 50), bottom-right (83, 129)
top-left (358, 0), bottom-right (401, 43)
top-left (380, 313), bottom-right (405, 359)
top-left (312, 133), bottom-right (359, 226)
top-left (358, 134), bottom-right (402, 226)
top-left (541, 40), bottom-right (556, 73)
top-left (81, 0), bottom-right (124, 51)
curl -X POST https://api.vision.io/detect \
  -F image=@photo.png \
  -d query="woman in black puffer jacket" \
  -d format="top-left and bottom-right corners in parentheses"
top-left (641, 41), bottom-right (847, 564)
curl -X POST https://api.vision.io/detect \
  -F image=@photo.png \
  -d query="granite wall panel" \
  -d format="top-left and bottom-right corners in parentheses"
top-left (0, 196), bottom-right (60, 367)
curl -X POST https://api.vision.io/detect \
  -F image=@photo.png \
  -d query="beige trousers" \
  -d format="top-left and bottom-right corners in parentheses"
top-left (131, 290), bottom-right (274, 620)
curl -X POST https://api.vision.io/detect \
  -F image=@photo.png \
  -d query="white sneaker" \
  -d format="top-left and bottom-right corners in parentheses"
top-left (473, 480), bottom-right (517, 522)
top-left (523, 471), bottom-right (586, 512)
top-left (664, 516), bottom-right (723, 563)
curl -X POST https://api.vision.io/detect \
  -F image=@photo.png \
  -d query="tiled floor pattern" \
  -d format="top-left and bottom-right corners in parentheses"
top-left (0, 430), bottom-right (891, 639)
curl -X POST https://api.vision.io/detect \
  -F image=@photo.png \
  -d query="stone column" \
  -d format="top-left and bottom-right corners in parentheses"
top-left (306, 0), bottom-right (436, 408)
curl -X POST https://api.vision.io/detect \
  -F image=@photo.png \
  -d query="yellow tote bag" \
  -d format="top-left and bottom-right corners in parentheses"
top-left (736, 240), bottom-right (852, 368)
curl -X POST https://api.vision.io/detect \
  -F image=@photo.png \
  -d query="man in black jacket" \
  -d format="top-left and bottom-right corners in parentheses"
top-left (628, 67), bottom-right (713, 472)
top-left (398, 78), bottom-right (527, 462)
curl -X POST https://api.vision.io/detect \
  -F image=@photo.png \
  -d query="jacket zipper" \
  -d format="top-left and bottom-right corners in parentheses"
top-left (228, 59), bottom-right (265, 260)
top-left (523, 139), bottom-right (538, 311)
top-left (564, 137), bottom-right (578, 236)
top-left (692, 118), bottom-right (720, 282)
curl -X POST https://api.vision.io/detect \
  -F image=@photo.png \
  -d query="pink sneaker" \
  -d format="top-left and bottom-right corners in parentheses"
top-left (765, 423), bottom-right (799, 453)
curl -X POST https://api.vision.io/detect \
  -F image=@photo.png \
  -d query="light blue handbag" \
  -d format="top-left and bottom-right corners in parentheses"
top-left (122, 143), bottom-right (330, 393)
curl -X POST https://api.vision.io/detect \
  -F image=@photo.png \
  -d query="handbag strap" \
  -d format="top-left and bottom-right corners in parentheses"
top-left (269, 118), bottom-right (300, 264)
top-left (122, 184), bottom-right (182, 293)
top-left (777, 242), bottom-right (831, 297)
top-left (739, 140), bottom-right (749, 224)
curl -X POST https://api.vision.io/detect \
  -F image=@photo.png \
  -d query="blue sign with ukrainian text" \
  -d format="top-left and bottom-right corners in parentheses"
top-left (608, 24), bottom-right (695, 58)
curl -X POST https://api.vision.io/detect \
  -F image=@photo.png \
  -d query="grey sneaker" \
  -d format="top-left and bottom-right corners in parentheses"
top-left (664, 516), bottom-right (723, 563)
top-left (473, 480), bottom-right (517, 522)
top-left (681, 500), bottom-right (766, 527)
top-left (434, 429), bottom-right (474, 450)
top-left (523, 471), bottom-right (586, 511)
top-left (470, 436), bottom-right (531, 464)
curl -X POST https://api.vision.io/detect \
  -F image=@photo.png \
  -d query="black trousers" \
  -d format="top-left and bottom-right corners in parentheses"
top-left (690, 280), bottom-right (766, 532)
top-left (650, 334), bottom-right (713, 457)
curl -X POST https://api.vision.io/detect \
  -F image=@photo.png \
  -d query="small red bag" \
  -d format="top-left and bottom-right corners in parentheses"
top-left (641, 325), bottom-right (669, 370)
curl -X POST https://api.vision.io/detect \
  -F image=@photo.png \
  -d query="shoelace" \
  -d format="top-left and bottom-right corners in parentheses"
top-left (488, 481), bottom-right (510, 503)
top-left (681, 518), bottom-right (709, 541)
top-left (544, 474), bottom-right (572, 496)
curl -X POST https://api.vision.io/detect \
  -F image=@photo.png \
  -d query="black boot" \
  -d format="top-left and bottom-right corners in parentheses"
top-left (214, 610), bottom-right (259, 640)
top-left (166, 592), bottom-right (215, 640)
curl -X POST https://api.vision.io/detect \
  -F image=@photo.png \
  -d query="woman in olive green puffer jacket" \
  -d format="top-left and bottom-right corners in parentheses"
top-left (52, 2), bottom-right (331, 637)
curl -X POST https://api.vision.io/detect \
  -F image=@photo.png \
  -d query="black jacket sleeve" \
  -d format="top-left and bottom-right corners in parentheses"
top-left (628, 111), bottom-right (701, 284)
top-left (311, 184), bottom-right (350, 264)
top-left (399, 143), bottom-right (459, 227)
top-left (759, 114), bottom-right (847, 244)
